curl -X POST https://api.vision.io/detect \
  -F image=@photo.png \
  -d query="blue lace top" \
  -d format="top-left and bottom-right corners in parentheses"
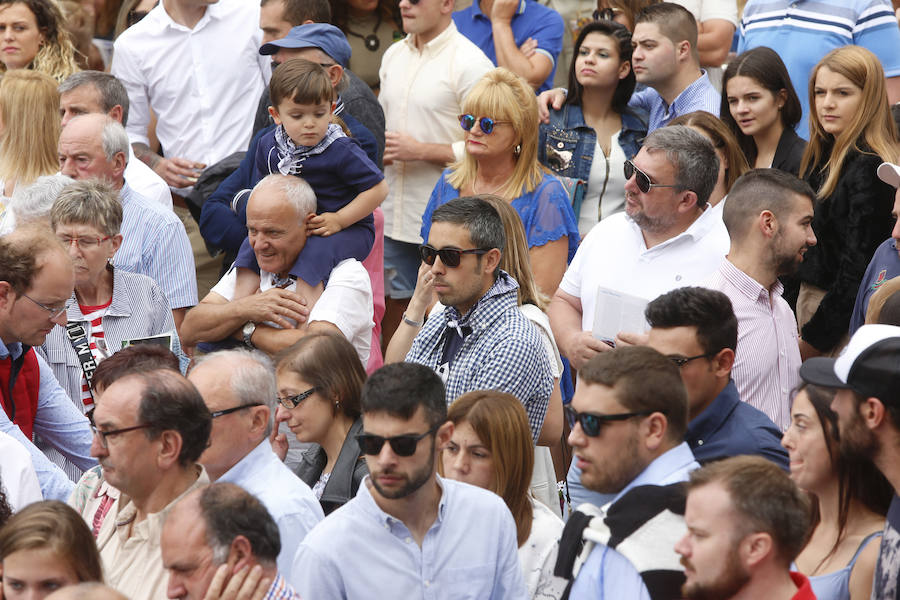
top-left (420, 169), bottom-right (580, 262)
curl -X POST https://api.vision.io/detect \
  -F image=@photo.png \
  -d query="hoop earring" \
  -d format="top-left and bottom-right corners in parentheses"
top-left (514, 144), bottom-right (521, 157)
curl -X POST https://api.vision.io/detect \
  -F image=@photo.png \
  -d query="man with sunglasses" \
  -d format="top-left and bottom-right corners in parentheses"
top-left (89, 368), bottom-right (212, 600)
top-left (0, 227), bottom-right (95, 502)
top-left (404, 197), bottom-right (553, 443)
top-left (562, 345), bottom-right (698, 599)
top-left (294, 362), bottom-right (527, 599)
top-left (188, 349), bottom-right (323, 588)
top-left (549, 126), bottom-right (727, 372)
top-left (378, 0), bottom-right (492, 349)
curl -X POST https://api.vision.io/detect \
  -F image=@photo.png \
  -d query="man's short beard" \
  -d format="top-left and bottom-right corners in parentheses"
top-left (681, 545), bottom-right (751, 600)
top-left (839, 405), bottom-right (880, 460)
top-left (370, 437), bottom-right (436, 500)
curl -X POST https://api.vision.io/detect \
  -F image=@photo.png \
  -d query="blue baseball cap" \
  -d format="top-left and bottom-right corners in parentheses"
top-left (259, 23), bottom-right (352, 68)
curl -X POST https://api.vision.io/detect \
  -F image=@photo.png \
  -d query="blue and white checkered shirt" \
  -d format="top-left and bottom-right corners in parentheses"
top-left (116, 183), bottom-right (198, 310)
top-left (405, 271), bottom-right (553, 442)
top-left (263, 573), bottom-right (302, 600)
top-left (629, 70), bottom-right (721, 132)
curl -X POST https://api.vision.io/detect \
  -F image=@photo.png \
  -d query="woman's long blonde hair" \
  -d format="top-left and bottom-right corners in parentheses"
top-left (480, 195), bottom-right (549, 310)
top-left (800, 46), bottom-right (898, 199)
top-left (0, 0), bottom-right (78, 82)
top-left (0, 70), bottom-right (60, 185)
top-left (445, 391), bottom-right (535, 546)
top-left (448, 68), bottom-right (546, 199)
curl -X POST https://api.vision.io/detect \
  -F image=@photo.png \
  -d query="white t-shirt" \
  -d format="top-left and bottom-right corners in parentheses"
top-left (211, 259), bottom-right (374, 365)
top-left (581, 131), bottom-right (627, 236)
top-left (559, 207), bottom-right (730, 333)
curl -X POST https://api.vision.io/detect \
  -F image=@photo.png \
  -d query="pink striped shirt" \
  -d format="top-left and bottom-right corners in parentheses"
top-left (705, 259), bottom-right (801, 431)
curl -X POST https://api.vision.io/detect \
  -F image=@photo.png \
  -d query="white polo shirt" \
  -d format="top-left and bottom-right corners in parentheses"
top-left (559, 206), bottom-right (730, 332)
top-left (211, 259), bottom-right (374, 365)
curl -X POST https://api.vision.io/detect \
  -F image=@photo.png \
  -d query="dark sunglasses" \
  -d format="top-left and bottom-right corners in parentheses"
top-left (667, 352), bottom-right (715, 368)
top-left (356, 424), bottom-right (439, 457)
top-left (277, 387), bottom-right (317, 409)
top-left (458, 114), bottom-right (510, 135)
top-left (624, 160), bottom-right (680, 194)
top-left (418, 244), bottom-right (489, 268)
top-left (565, 405), bottom-right (654, 437)
top-left (593, 7), bottom-right (620, 21)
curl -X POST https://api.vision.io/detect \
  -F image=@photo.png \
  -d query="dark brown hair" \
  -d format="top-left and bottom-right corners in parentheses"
top-left (269, 58), bottom-right (334, 108)
top-left (275, 332), bottom-right (365, 419)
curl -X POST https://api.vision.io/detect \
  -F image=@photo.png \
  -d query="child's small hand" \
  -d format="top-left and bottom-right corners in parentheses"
top-left (308, 212), bottom-right (343, 236)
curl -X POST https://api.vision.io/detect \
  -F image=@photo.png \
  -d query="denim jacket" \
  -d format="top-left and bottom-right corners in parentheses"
top-left (538, 103), bottom-right (648, 184)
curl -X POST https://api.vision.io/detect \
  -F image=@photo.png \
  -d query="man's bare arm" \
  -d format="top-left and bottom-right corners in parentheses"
top-left (179, 290), bottom-right (309, 347)
top-left (132, 142), bottom-right (206, 189)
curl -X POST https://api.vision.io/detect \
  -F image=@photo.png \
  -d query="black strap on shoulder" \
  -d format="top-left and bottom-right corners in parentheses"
top-left (65, 322), bottom-right (96, 403)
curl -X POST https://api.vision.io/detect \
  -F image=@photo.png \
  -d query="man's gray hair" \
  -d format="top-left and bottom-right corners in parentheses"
top-left (252, 174), bottom-right (316, 224)
top-left (100, 117), bottom-right (131, 165)
top-left (192, 349), bottom-right (277, 436)
top-left (10, 175), bottom-right (74, 225)
top-left (59, 71), bottom-right (131, 126)
top-left (642, 125), bottom-right (719, 208)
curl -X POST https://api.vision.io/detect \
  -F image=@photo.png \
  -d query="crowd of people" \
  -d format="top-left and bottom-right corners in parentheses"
top-left (1, 0), bottom-right (900, 599)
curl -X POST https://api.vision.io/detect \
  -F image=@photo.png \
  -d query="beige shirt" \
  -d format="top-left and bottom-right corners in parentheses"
top-left (97, 466), bottom-right (210, 600)
top-left (378, 22), bottom-right (493, 243)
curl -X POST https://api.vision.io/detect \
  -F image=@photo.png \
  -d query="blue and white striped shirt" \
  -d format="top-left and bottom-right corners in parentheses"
top-left (117, 183), bottom-right (198, 310)
top-left (738, 0), bottom-right (900, 139)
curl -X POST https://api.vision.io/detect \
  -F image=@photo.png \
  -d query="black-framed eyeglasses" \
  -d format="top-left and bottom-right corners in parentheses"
top-left (21, 292), bottom-right (68, 319)
top-left (418, 244), bottom-right (490, 268)
top-left (90, 423), bottom-right (154, 449)
top-left (356, 424), bottom-right (440, 457)
top-left (667, 352), bottom-right (716, 368)
top-left (458, 114), bottom-right (510, 135)
top-left (565, 405), bottom-right (654, 437)
top-left (210, 402), bottom-right (265, 419)
top-left (624, 160), bottom-right (680, 194)
top-left (277, 388), bottom-right (317, 409)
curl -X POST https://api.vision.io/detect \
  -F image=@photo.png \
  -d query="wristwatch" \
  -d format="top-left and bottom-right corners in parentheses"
top-left (242, 321), bottom-right (257, 348)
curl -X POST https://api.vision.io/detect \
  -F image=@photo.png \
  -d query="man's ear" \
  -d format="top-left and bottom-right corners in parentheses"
top-left (740, 532), bottom-right (774, 569)
top-left (436, 420), bottom-right (453, 450)
top-left (268, 105), bottom-right (283, 126)
top-left (113, 151), bottom-right (128, 178)
top-left (712, 348), bottom-right (734, 378)
top-left (861, 397), bottom-right (888, 430)
top-left (483, 247), bottom-right (502, 274)
top-left (107, 104), bottom-right (124, 124)
top-left (758, 209), bottom-right (778, 239)
top-left (0, 281), bottom-right (16, 312)
top-left (677, 189), bottom-right (699, 213)
top-left (224, 535), bottom-right (255, 575)
top-left (326, 64), bottom-right (343, 89)
top-left (642, 412), bottom-right (668, 451)
top-left (156, 430), bottom-right (184, 469)
top-left (676, 40), bottom-right (692, 62)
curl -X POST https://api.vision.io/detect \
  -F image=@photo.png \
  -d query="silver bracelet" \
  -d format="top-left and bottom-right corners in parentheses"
top-left (402, 312), bottom-right (424, 328)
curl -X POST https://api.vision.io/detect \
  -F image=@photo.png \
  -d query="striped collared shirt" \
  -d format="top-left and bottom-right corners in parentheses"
top-left (263, 573), bottom-right (302, 600)
top-left (704, 258), bottom-right (800, 431)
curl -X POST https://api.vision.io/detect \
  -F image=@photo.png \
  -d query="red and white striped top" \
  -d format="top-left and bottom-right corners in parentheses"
top-left (77, 299), bottom-right (112, 406)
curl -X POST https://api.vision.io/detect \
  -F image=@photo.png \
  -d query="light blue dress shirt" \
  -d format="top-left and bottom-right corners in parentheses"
top-left (0, 339), bottom-right (95, 500)
top-left (568, 442), bottom-right (699, 600)
top-left (629, 70), bottom-right (721, 132)
top-left (116, 183), bottom-right (198, 310)
top-left (293, 475), bottom-right (528, 599)
top-left (218, 439), bottom-right (324, 588)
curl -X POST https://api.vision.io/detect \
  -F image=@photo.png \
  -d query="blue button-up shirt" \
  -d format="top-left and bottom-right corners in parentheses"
top-left (116, 183), bottom-right (198, 310)
top-left (687, 380), bottom-right (789, 470)
top-left (629, 70), bottom-right (721, 132)
top-left (569, 442), bottom-right (699, 600)
top-left (0, 339), bottom-right (95, 500)
top-left (218, 439), bottom-right (323, 588)
top-left (293, 475), bottom-right (527, 599)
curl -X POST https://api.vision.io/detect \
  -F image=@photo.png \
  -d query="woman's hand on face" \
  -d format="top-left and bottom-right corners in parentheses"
top-left (537, 88), bottom-right (567, 124)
